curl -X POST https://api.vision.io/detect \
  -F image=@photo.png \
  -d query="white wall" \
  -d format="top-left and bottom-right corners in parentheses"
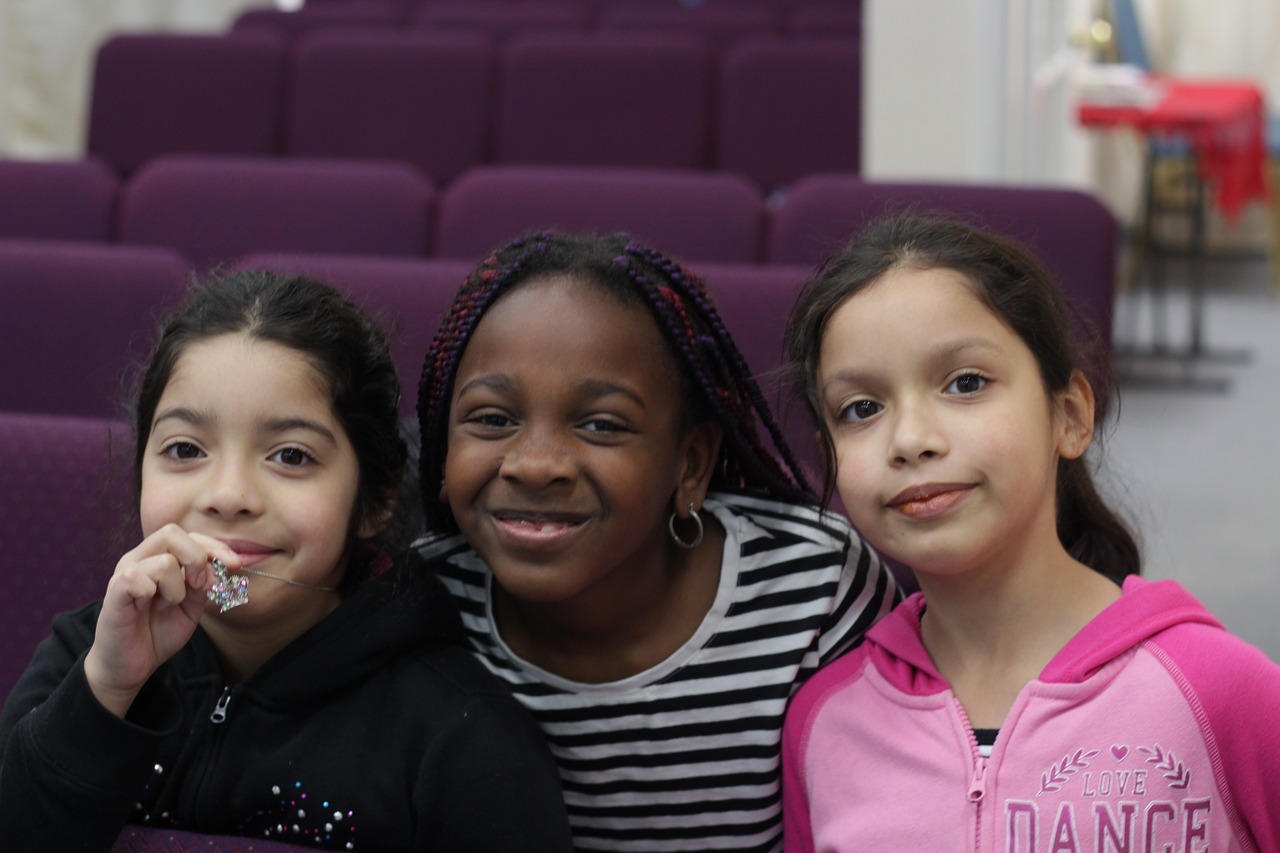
top-left (0, 0), bottom-right (261, 157)
top-left (864, 0), bottom-right (1096, 186)
top-left (864, 0), bottom-right (1278, 247)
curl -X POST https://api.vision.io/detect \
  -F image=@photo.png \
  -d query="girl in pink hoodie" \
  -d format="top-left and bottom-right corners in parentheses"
top-left (780, 214), bottom-right (1280, 852)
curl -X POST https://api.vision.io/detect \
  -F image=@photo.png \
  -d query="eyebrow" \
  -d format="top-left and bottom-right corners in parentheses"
top-left (151, 406), bottom-right (212, 434)
top-left (260, 416), bottom-right (339, 446)
top-left (821, 336), bottom-right (1004, 393)
top-left (151, 407), bottom-right (338, 446)
top-left (456, 374), bottom-right (646, 409)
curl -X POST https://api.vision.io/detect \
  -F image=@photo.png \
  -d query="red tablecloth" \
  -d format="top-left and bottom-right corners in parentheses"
top-left (1078, 78), bottom-right (1270, 221)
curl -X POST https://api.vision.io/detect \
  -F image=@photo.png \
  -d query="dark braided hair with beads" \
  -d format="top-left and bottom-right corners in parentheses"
top-left (417, 231), bottom-right (814, 532)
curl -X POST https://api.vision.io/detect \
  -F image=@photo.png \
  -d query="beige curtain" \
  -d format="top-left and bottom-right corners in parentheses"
top-left (0, 0), bottom-right (263, 157)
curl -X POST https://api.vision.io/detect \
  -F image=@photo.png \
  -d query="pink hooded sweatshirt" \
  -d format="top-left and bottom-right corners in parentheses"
top-left (782, 576), bottom-right (1280, 852)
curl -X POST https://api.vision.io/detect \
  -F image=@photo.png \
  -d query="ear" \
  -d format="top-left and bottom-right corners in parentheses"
top-left (1054, 370), bottom-right (1095, 461)
top-left (673, 420), bottom-right (723, 514)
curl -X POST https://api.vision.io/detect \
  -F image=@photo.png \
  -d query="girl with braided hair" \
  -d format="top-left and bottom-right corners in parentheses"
top-left (414, 231), bottom-right (899, 852)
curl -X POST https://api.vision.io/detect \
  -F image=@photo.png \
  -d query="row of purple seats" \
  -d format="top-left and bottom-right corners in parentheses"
top-left (85, 31), bottom-right (859, 189)
top-left (0, 157), bottom-right (1116, 319)
top-left (232, 0), bottom-right (860, 45)
top-left (3, 174), bottom-right (1116, 467)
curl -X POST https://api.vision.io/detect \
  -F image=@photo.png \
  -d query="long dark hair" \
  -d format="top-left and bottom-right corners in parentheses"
top-left (783, 214), bottom-right (1140, 582)
top-left (131, 269), bottom-right (406, 590)
top-left (417, 230), bottom-right (814, 533)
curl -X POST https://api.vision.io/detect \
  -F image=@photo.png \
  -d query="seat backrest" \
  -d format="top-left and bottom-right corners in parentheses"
top-left (716, 38), bottom-right (861, 191)
top-left (495, 32), bottom-right (713, 169)
top-left (410, 1), bottom-right (589, 39)
top-left (118, 156), bottom-right (436, 271)
top-left (767, 174), bottom-right (1119, 364)
top-left (785, 3), bottom-right (862, 38)
top-left (0, 158), bottom-right (119, 242)
top-left (435, 164), bottom-right (765, 263)
top-left (693, 261), bottom-right (821, 485)
top-left (0, 412), bottom-right (133, 703)
top-left (285, 31), bottom-right (495, 184)
top-left (0, 240), bottom-right (189, 417)
top-left (229, 5), bottom-right (402, 40)
top-left (86, 33), bottom-right (287, 176)
top-left (596, 5), bottom-right (780, 49)
top-left (234, 252), bottom-right (474, 415)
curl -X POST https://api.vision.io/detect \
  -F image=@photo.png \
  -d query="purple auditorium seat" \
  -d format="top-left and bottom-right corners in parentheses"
top-left (0, 158), bottom-right (118, 242)
top-left (693, 261), bottom-right (820, 485)
top-left (229, 4), bottom-right (402, 40)
top-left (86, 33), bottom-right (287, 176)
top-left (235, 252), bottom-right (473, 414)
top-left (786, 2), bottom-right (862, 38)
top-left (0, 412), bottom-right (132, 703)
top-left (716, 38), bottom-right (861, 192)
top-left (117, 156), bottom-right (435, 271)
top-left (435, 164), bottom-right (765, 263)
top-left (766, 174), bottom-right (1120, 367)
top-left (0, 240), bottom-right (189, 417)
top-left (285, 31), bottom-right (494, 184)
top-left (495, 32), bottom-right (713, 169)
top-left (410, 1), bottom-right (588, 39)
top-left (597, 4), bottom-right (780, 50)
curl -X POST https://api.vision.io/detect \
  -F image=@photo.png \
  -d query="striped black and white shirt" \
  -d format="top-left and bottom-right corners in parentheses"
top-left (416, 491), bottom-right (899, 852)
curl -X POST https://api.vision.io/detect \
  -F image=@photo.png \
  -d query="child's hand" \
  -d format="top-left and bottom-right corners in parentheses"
top-left (83, 525), bottom-right (239, 718)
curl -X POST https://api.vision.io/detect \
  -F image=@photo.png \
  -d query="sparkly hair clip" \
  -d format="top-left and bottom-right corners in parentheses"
top-left (207, 557), bottom-right (250, 613)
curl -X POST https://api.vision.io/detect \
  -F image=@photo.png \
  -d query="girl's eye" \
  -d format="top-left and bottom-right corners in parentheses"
top-left (270, 446), bottom-right (315, 467)
top-left (946, 373), bottom-right (989, 395)
top-left (839, 399), bottom-right (883, 422)
top-left (161, 441), bottom-right (203, 460)
top-left (468, 412), bottom-right (513, 430)
top-left (581, 418), bottom-right (625, 434)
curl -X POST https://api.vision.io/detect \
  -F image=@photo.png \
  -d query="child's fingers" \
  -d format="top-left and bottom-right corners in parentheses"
top-left (189, 532), bottom-right (241, 576)
top-left (108, 551), bottom-right (181, 607)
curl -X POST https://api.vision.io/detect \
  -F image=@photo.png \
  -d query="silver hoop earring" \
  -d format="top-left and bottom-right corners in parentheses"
top-left (668, 501), bottom-right (704, 549)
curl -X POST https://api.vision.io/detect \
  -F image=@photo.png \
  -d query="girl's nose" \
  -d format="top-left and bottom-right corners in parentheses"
top-left (499, 429), bottom-right (576, 489)
top-left (200, 458), bottom-right (265, 519)
top-left (888, 402), bottom-right (948, 466)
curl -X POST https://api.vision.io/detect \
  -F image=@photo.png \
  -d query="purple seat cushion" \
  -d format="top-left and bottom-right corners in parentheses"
top-left (597, 4), bottom-right (780, 50)
top-left (766, 173), bottom-right (1119, 382)
top-left (285, 31), bottom-right (495, 184)
top-left (716, 38), bottom-right (861, 190)
top-left (436, 164), bottom-right (764, 263)
top-left (0, 240), bottom-right (189, 417)
top-left (693, 261), bottom-right (819, 486)
top-left (229, 5), bottom-right (402, 40)
top-left (496, 33), bottom-right (713, 169)
top-left (86, 34), bottom-right (287, 175)
top-left (0, 413), bottom-right (132, 702)
top-left (234, 252), bottom-right (474, 415)
top-left (118, 156), bottom-right (435, 270)
top-left (0, 158), bottom-right (119, 242)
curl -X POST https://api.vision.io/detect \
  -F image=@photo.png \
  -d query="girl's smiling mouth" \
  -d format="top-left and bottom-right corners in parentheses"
top-left (886, 484), bottom-right (975, 521)
top-left (490, 511), bottom-right (590, 547)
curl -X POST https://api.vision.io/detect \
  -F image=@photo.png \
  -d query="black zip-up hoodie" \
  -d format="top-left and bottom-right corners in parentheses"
top-left (0, 556), bottom-right (573, 852)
